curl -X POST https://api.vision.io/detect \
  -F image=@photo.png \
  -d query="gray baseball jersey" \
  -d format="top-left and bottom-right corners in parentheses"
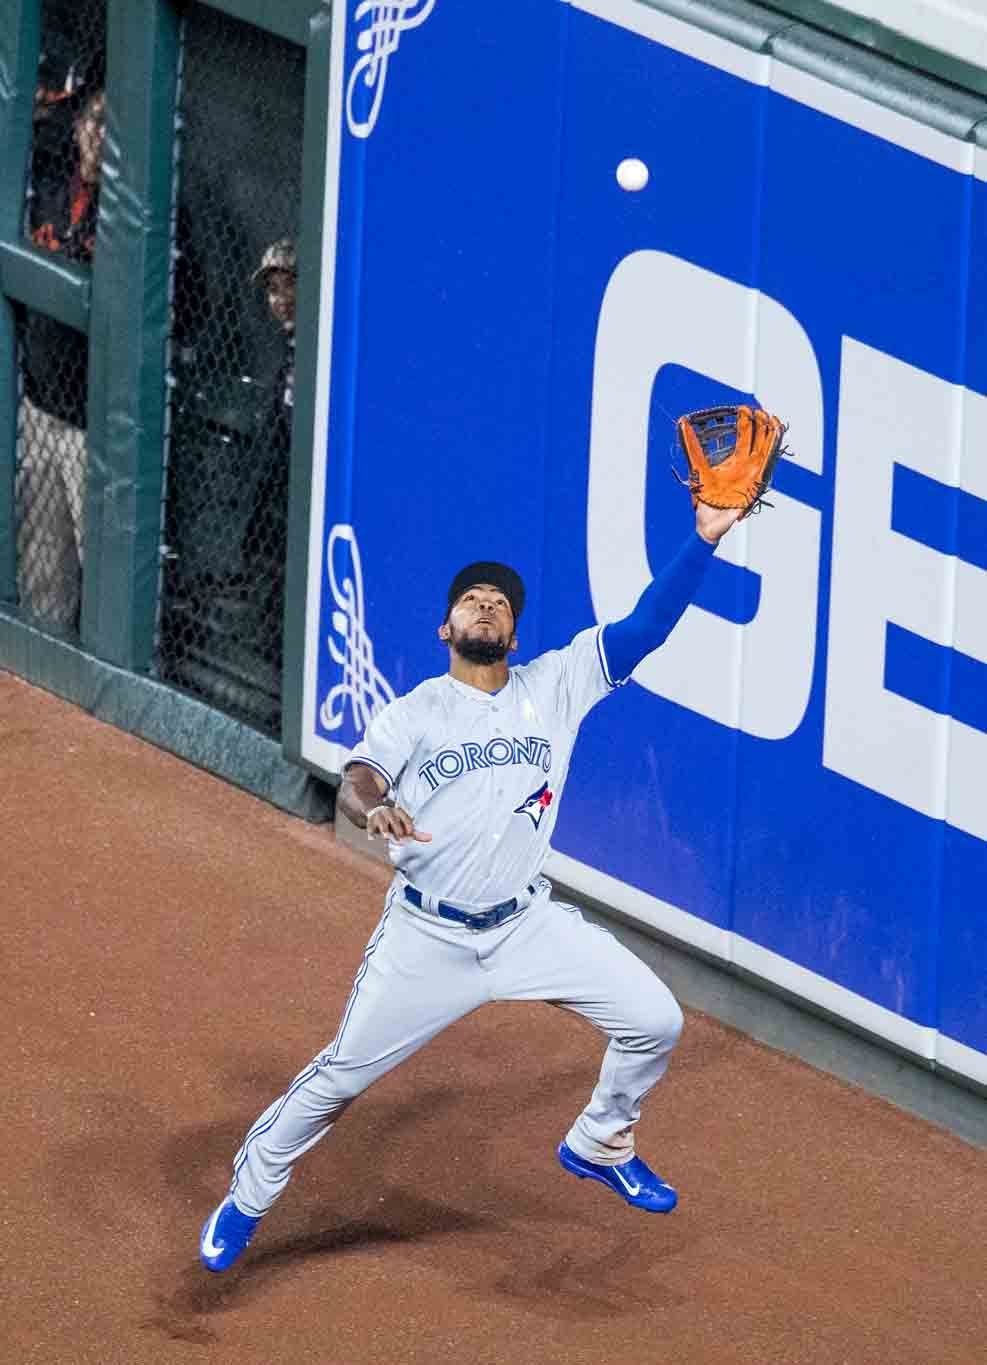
top-left (225, 624), bottom-right (687, 1221)
top-left (347, 624), bottom-right (622, 905)
top-left (212, 541), bottom-right (716, 1231)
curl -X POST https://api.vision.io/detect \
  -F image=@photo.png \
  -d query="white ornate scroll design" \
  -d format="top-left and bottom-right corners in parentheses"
top-left (345, 0), bottom-right (437, 139)
top-left (320, 524), bottom-right (397, 734)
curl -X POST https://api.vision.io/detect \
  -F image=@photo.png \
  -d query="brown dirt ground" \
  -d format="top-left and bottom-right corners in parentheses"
top-left (3, 669), bottom-right (986, 1365)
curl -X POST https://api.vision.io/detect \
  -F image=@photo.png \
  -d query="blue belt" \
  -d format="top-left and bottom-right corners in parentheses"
top-left (402, 883), bottom-right (535, 930)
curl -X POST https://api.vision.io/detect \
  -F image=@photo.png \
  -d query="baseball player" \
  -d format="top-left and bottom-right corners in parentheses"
top-left (200, 500), bottom-right (740, 1271)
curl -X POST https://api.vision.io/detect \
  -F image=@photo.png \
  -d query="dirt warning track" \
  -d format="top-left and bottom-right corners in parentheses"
top-left (3, 670), bottom-right (985, 1365)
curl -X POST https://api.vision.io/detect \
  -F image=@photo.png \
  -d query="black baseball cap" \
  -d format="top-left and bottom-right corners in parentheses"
top-left (446, 561), bottom-right (525, 624)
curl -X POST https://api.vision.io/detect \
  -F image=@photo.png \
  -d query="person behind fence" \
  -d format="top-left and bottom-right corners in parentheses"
top-left (30, 44), bottom-right (104, 227)
top-left (251, 236), bottom-right (296, 436)
top-left (16, 87), bottom-right (105, 629)
top-left (242, 237), bottom-right (297, 674)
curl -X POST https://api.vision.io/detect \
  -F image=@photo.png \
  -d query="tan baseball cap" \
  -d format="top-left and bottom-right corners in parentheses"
top-left (252, 237), bottom-right (296, 283)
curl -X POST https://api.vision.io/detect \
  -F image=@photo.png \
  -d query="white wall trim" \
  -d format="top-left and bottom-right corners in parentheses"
top-left (546, 847), bottom-right (982, 1081)
top-left (302, 0), bottom-right (349, 772)
top-left (936, 1032), bottom-right (987, 1088)
top-left (545, 849), bottom-right (733, 959)
top-left (571, 0), bottom-right (979, 174)
top-left (570, 0), bottom-right (770, 84)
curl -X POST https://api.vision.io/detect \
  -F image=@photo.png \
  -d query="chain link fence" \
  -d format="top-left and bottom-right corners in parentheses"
top-left (157, 4), bottom-right (305, 738)
top-left (14, 0), bottom-right (105, 633)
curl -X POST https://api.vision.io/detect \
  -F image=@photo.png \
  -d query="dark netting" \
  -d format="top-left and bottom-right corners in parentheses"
top-left (157, 5), bottom-right (305, 738)
top-left (14, 0), bottom-right (106, 634)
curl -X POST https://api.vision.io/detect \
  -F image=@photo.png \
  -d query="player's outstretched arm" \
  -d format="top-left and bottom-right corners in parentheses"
top-left (695, 503), bottom-right (742, 545)
top-left (338, 762), bottom-right (432, 842)
top-left (603, 505), bottom-right (739, 684)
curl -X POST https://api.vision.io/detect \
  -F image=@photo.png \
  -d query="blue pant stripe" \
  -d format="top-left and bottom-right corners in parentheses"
top-left (232, 1062), bottom-right (321, 1179)
top-left (325, 903), bottom-right (393, 1062)
top-left (230, 903), bottom-right (394, 1185)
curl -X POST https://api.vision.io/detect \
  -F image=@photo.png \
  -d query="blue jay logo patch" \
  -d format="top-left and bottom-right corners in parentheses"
top-left (514, 781), bottom-right (555, 829)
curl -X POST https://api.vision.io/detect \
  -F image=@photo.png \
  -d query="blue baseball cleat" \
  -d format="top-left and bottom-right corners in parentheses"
top-left (557, 1140), bottom-right (678, 1213)
top-left (199, 1196), bottom-right (262, 1272)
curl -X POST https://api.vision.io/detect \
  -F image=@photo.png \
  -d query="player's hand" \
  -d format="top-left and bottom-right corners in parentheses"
top-left (366, 804), bottom-right (432, 843)
top-left (695, 503), bottom-right (743, 545)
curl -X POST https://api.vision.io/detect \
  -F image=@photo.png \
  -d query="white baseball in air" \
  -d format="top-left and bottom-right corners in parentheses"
top-left (616, 157), bottom-right (649, 192)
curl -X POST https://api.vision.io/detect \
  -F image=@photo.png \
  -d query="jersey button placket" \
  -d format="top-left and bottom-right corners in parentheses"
top-left (487, 708), bottom-right (502, 835)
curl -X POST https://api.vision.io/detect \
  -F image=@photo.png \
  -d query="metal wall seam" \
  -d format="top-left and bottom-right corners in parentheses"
top-left (753, 0), bottom-right (987, 105)
top-left (635, 0), bottom-right (793, 52)
top-left (771, 21), bottom-right (987, 141)
top-left (639, 0), bottom-right (987, 138)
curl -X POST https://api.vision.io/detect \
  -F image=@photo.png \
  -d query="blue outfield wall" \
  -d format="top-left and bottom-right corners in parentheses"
top-left (289, 0), bottom-right (987, 1085)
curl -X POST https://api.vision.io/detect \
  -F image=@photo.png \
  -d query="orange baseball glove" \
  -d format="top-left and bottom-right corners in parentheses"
top-left (675, 405), bottom-right (787, 517)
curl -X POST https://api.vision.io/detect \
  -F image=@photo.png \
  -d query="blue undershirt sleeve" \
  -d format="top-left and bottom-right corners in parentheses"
top-left (602, 531), bottom-right (716, 684)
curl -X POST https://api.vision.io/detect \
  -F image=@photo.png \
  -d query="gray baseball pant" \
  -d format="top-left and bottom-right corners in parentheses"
top-left (230, 880), bottom-right (684, 1217)
top-left (15, 396), bottom-right (88, 629)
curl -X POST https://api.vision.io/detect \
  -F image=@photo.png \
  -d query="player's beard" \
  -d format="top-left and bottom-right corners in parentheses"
top-left (449, 624), bottom-right (510, 665)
